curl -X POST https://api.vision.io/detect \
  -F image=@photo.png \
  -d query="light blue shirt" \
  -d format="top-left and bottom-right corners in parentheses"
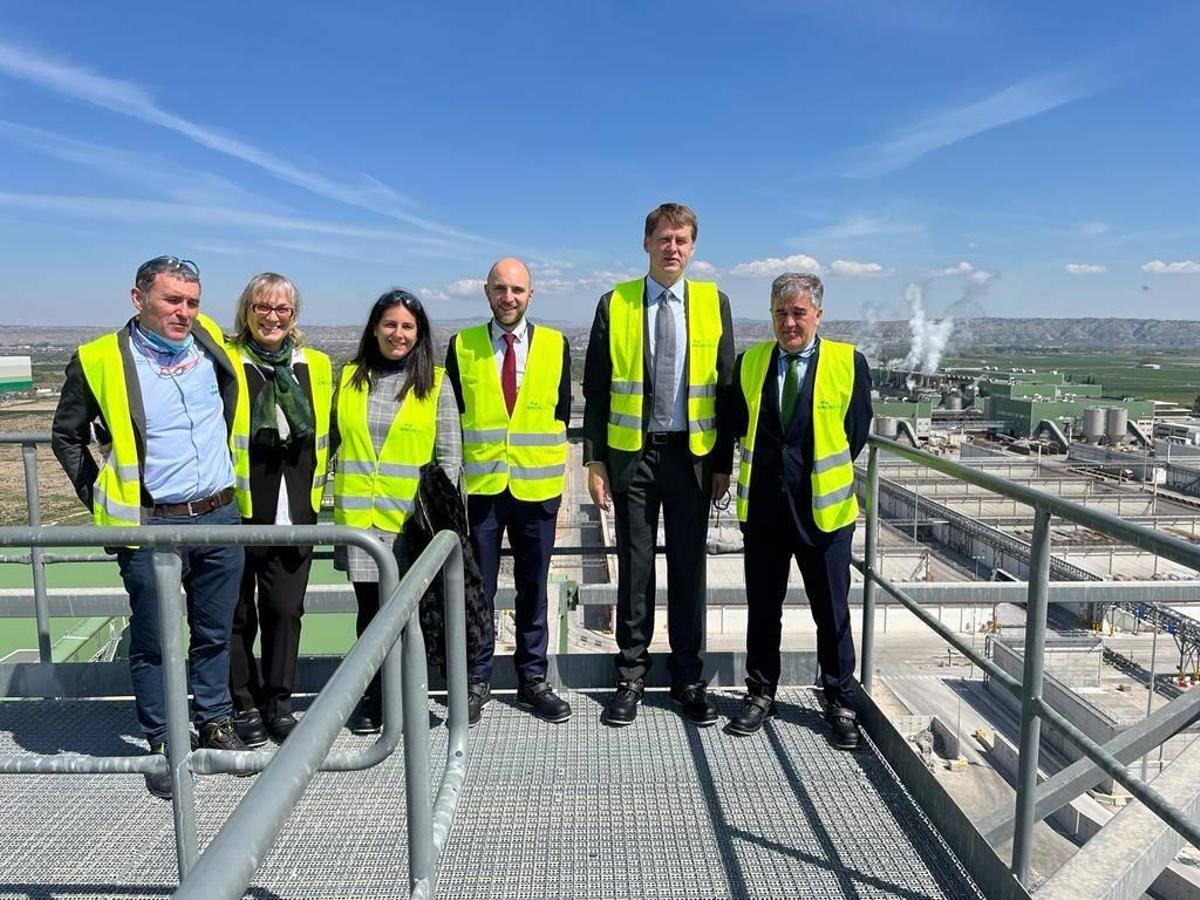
top-left (129, 326), bottom-right (235, 503)
top-left (776, 336), bottom-right (818, 415)
top-left (646, 275), bottom-right (688, 432)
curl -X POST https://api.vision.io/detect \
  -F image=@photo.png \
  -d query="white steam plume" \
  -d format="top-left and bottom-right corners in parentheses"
top-left (897, 283), bottom-right (953, 375)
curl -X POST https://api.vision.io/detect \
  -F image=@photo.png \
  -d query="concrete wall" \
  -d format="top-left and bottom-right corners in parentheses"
top-left (989, 639), bottom-right (1120, 793)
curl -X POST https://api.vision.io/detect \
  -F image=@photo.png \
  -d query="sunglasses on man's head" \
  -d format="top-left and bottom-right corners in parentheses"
top-left (136, 256), bottom-right (200, 281)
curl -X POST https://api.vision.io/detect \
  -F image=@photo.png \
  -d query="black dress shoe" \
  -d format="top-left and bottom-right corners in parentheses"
top-left (827, 705), bottom-right (860, 750)
top-left (517, 679), bottom-right (572, 723)
top-left (467, 682), bottom-right (491, 728)
top-left (601, 679), bottom-right (643, 727)
top-left (347, 695), bottom-right (382, 735)
top-left (725, 694), bottom-right (777, 736)
top-left (265, 711), bottom-right (299, 743)
top-left (144, 742), bottom-right (172, 800)
top-left (233, 708), bottom-right (269, 748)
top-left (670, 682), bottom-right (718, 727)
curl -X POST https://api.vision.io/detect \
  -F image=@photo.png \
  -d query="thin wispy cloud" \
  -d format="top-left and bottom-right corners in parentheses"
top-left (844, 70), bottom-right (1096, 177)
top-left (0, 38), bottom-right (492, 244)
top-left (789, 212), bottom-right (924, 246)
top-left (0, 119), bottom-right (290, 211)
top-left (1064, 263), bottom-right (1106, 274)
top-left (0, 191), bottom-right (460, 250)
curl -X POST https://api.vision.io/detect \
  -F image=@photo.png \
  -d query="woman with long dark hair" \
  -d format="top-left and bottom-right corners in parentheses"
top-left (226, 273), bottom-right (333, 746)
top-left (332, 289), bottom-right (461, 733)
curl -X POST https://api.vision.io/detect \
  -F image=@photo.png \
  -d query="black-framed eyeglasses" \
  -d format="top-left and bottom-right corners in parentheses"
top-left (136, 256), bottom-right (200, 282)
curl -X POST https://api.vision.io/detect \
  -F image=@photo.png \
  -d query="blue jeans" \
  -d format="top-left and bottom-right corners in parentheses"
top-left (116, 499), bottom-right (244, 746)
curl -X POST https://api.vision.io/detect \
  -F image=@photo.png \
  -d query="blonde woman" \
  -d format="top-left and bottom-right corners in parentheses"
top-left (226, 273), bottom-right (333, 746)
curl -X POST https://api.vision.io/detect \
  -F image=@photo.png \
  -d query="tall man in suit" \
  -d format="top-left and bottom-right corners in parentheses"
top-left (720, 273), bottom-right (872, 748)
top-left (446, 258), bottom-right (573, 726)
top-left (582, 203), bottom-right (735, 727)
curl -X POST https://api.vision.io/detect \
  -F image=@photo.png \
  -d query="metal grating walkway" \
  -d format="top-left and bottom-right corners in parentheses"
top-left (0, 689), bottom-right (981, 899)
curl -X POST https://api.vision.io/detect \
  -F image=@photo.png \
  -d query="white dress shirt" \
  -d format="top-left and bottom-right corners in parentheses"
top-left (776, 336), bottom-right (818, 415)
top-left (490, 316), bottom-right (529, 389)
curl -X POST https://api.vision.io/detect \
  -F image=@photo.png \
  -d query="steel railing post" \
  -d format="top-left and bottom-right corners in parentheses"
top-left (403, 605), bottom-right (435, 895)
top-left (379, 545), bottom-right (403, 754)
top-left (557, 580), bottom-right (571, 656)
top-left (152, 547), bottom-right (198, 878)
top-left (861, 445), bottom-right (880, 694)
top-left (1011, 507), bottom-right (1052, 884)
top-left (20, 442), bottom-right (51, 663)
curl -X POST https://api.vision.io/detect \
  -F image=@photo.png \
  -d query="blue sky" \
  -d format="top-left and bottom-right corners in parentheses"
top-left (1, 2), bottom-right (1198, 327)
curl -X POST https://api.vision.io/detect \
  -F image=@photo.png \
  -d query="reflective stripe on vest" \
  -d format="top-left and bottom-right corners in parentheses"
top-left (606, 279), bottom-right (723, 456)
top-left (332, 363), bottom-right (442, 532)
top-left (305, 349), bottom-right (334, 512)
top-left (235, 345), bottom-right (335, 515)
top-left (735, 339), bottom-right (860, 531)
top-left (77, 313), bottom-right (242, 526)
top-left (455, 323), bottom-right (567, 501)
top-left (79, 333), bottom-right (142, 525)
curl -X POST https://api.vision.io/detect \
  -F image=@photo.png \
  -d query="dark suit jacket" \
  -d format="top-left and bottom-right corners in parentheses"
top-left (581, 280), bottom-right (735, 492)
top-left (238, 348), bottom-right (321, 526)
top-left (444, 321), bottom-right (572, 514)
top-left (719, 337), bottom-right (873, 546)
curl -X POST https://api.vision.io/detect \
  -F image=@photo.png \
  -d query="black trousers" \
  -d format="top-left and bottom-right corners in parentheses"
top-left (743, 494), bottom-right (856, 708)
top-left (468, 490), bottom-right (557, 685)
top-left (612, 437), bottom-right (708, 685)
top-left (229, 544), bottom-right (313, 718)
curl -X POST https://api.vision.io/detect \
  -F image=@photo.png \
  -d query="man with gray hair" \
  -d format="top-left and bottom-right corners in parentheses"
top-left (718, 272), bottom-right (872, 746)
top-left (52, 255), bottom-right (251, 798)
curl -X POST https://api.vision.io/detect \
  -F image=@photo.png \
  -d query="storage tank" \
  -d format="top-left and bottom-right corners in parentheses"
top-left (1105, 407), bottom-right (1128, 445)
top-left (1083, 407), bottom-right (1106, 444)
top-left (874, 416), bottom-right (898, 439)
top-left (945, 392), bottom-right (963, 412)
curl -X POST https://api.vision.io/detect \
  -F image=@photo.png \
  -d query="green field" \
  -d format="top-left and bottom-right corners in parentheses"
top-left (945, 349), bottom-right (1200, 407)
top-left (0, 551), bottom-right (360, 658)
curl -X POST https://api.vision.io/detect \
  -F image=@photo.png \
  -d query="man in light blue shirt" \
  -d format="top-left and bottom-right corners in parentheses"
top-left (52, 256), bottom-right (250, 799)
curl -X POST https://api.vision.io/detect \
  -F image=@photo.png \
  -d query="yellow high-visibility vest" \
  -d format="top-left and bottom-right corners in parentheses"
top-left (735, 339), bottom-right (859, 530)
top-left (77, 313), bottom-right (246, 526)
top-left (454, 323), bottom-right (567, 501)
top-left (606, 278), bottom-right (721, 456)
top-left (333, 363), bottom-right (442, 532)
top-left (233, 345), bottom-right (333, 515)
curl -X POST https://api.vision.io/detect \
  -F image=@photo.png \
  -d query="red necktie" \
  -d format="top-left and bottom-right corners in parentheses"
top-left (501, 332), bottom-right (517, 415)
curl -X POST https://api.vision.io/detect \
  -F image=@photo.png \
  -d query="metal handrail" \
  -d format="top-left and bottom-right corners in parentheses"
top-left (859, 435), bottom-right (1200, 886)
top-left (0, 522), bottom-right (469, 897)
top-left (0, 433), bottom-right (54, 660)
top-left (176, 530), bottom-right (468, 899)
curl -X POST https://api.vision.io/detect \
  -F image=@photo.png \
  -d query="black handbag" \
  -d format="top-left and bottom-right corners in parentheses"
top-left (405, 463), bottom-right (492, 671)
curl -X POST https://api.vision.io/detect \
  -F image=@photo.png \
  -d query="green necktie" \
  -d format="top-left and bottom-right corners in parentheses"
top-left (781, 353), bottom-right (802, 424)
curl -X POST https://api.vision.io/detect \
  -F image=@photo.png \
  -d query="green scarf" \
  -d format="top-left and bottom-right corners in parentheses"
top-left (245, 338), bottom-right (314, 449)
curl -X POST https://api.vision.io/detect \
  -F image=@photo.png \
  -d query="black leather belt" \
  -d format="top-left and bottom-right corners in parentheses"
top-left (646, 431), bottom-right (688, 445)
top-left (150, 487), bottom-right (235, 517)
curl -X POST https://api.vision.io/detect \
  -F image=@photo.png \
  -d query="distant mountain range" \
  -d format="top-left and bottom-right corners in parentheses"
top-left (818, 317), bottom-right (1200, 351)
top-left (4, 317), bottom-right (1200, 353)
